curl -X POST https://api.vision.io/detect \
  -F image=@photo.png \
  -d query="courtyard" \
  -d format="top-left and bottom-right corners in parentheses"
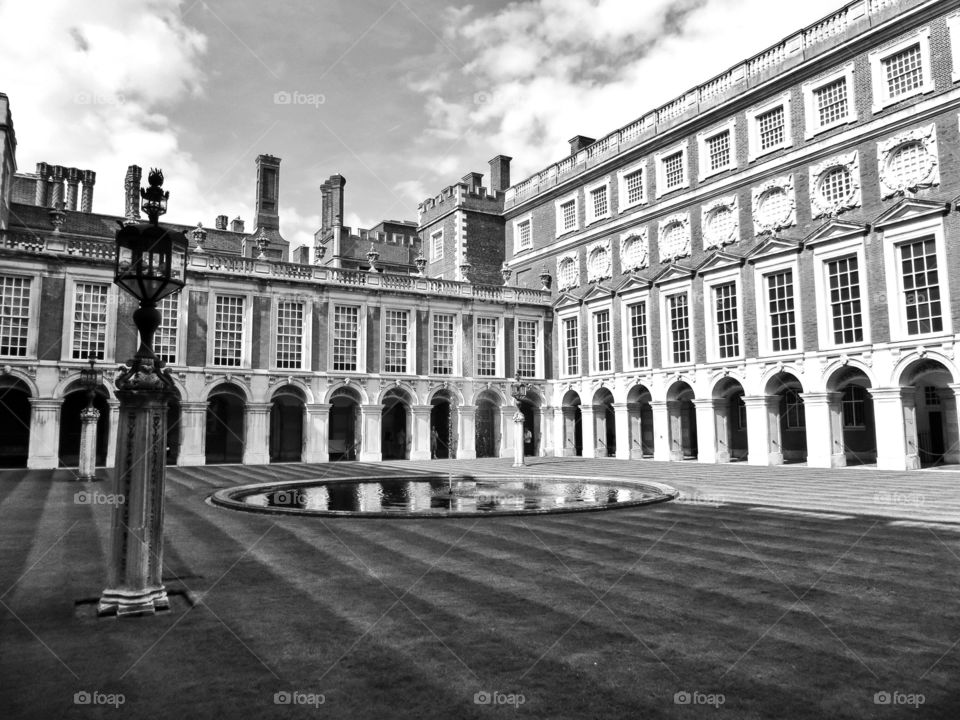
top-left (1, 457), bottom-right (958, 719)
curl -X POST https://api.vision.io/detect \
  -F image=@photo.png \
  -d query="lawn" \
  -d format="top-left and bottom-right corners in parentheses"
top-left (1, 459), bottom-right (958, 719)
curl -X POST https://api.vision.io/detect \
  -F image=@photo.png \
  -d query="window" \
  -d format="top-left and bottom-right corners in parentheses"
top-left (707, 132), bottom-right (730, 172)
top-left (557, 254), bottom-right (579, 290)
top-left (655, 141), bottom-right (689, 198)
top-left (884, 44), bottom-right (923, 99)
top-left (826, 256), bottom-right (863, 345)
top-left (560, 199), bottom-right (577, 232)
top-left (888, 142), bottom-right (926, 187)
top-left (275, 300), bottom-right (304, 369)
top-left (587, 183), bottom-right (609, 224)
top-left (155, 293), bottom-right (180, 365)
top-left (332, 305), bottom-right (360, 371)
top-left (515, 218), bottom-right (532, 251)
top-left (668, 294), bottom-right (691, 364)
top-left (624, 169), bottom-right (643, 205)
top-left (869, 29), bottom-right (933, 112)
top-left (841, 386), bottom-right (867, 429)
top-left (819, 166), bottom-right (853, 206)
top-left (901, 238), bottom-right (942, 335)
top-left (516, 320), bottom-right (538, 378)
top-left (803, 64), bottom-right (856, 138)
top-left (563, 317), bottom-right (579, 376)
top-left (924, 386), bottom-right (941, 406)
top-left (748, 93), bottom-right (792, 160)
top-left (663, 152), bottom-right (684, 189)
top-left (594, 310), bottom-right (612, 372)
top-left (815, 79), bottom-right (848, 127)
top-left (383, 309), bottom-right (408, 373)
top-left (697, 119), bottom-right (737, 180)
top-left (72, 282), bottom-right (109, 360)
top-left (0, 276), bottom-right (30, 357)
top-left (432, 313), bottom-right (455, 375)
top-left (213, 295), bottom-right (245, 367)
top-left (784, 389), bottom-right (805, 429)
top-left (620, 231), bottom-right (649, 271)
top-left (586, 241), bottom-right (611, 283)
top-left (767, 271), bottom-right (797, 352)
top-left (758, 106), bottom-right (785, 151)
top-left (628, 303), bottom-right (648, 369)
top-left (714, 282), bottom-right (739, 359)
top-left (430, 230), bottom-right (443, 261)
top-left (475, 317), bottom-right (498, 377)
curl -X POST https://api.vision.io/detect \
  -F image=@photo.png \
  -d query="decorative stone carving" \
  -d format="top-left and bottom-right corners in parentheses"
top-left (619, 227), bottom-right (649, 272)
top-left (810, 150), bottom-right (861, 219)
top-left (557, 251), bottom-right (580, 291)
top-left (877, 123), bottom-right (939, 199)
top-left (585, 238), bottom-right (611, 283)
top-left (657, 212), bottom-right (691, 263)
top-left (752, 174), bottom-right (796, 235)
top-left (701, 195), bottom-right (739, 250)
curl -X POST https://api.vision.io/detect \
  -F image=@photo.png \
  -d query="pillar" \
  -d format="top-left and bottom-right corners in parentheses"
top-left (713, 398), bottom-right (731, 463)
top-left (105, 400), bottom-right (119, 469)
top-left (500, 405), bottom-right (515, 458)
top-left (512, 408), bottom-right (525, 467)
top-left (458, 404), bottom-right (477, 460)
top-left (942, 384), bottom-right (960, 464)
top-left (77, 405), bottom-right (100, 480)
top-left (242, 402), bottom-right (271, 465)
top-left (359, 404), bottom-right (382, 462)
top-left (613, 403), bottom-right (630, 460)
top-left (743, 395), bottom-right (775, 466)
top-left (872, 387), bottom-right (917, 471)
top-left (302, 403), bottom-right (330, 463)
top-left (804, 392), bottom-right (844, 468)
top-left (410, 405), bottom-right (432, 461)
top-left (538, 407), bottom-right (554, 457)
top-left (27, 398), bottom-right (61, 469)
top-left (665, 400), bottom-right (684, 461)
top-left (692, 399), bottom-right (718, 464)
top-left (581, 404), bottom-right (597, 458)
top-left (650, 400), bottom-right (670, 461)
top-left (178, 402), bottom-right (207, 465)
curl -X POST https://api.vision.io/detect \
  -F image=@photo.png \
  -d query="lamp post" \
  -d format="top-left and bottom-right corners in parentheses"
top-left (510, 371), bottom-right (529, 468)
top-left (98, 168), bottom-right (188, 617)
top-left (77, 357), bottom-right (103, 482)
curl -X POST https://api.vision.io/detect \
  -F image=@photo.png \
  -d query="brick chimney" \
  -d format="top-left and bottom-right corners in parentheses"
top-left (488, 155), bottom-right (512, 193)
top-left (254, 154), bottom-right (280, 231)
top-left (34, 162), bottom-right (50, 207)
top-left (568, 135), bottom-right (596, 154)
top-left (65, 167), bottom-right (81, 211)
top-left (230, 216), bottom-right (245, 233)
top-left (80, 170), bottom-right (96, 213)
top-left (50, 165), bottom-right (65, 209)
top-left (124, 165), bottom-right (142, 220)
top-left (215, 214), bottom-right (228, 230)
top-left (321, 174), bottom-right (345, 232)
top-left (461, 172), bottom-right (483, 192)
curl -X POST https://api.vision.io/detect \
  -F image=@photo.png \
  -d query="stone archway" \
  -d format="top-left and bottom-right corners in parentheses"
top-left (58, 382), bottom-right (110, 468)
top-left (0, 377), bottom-right (32, 468)
top-left (330, 386), bottom-right (362, 461)
top-left (764, 372), bottom-right (807, 464)
top-left (591, 388), bottom-right (616, 458)
top-left (666, 381), bottom-right (697, 461)
top-left (626, 384), bottom-right (653, 458)
top-left (270, 386), bottom-right (306, 463)
top-left (474, 390), bottom-right (501, 459)
top-left (898, 359), bottom-right (958, 467)
top-left (712, 377), bottom-right (747, 462)
top-left (381, 387), bottom-right (411, 461)
top-left (430, 390), bottom-right (458, 459)
top-left (561, 390), bottom-right (583, 457)
top-left (206, 385), bottom-right (246, 464)
top-left (824, 366), bottom-right (876, 466)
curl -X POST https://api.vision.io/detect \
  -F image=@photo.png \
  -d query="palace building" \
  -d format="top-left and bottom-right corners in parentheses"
top-left (2, 0), bottom-right (960, 472)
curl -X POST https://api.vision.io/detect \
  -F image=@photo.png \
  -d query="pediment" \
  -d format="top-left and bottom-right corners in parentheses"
top-left (652, 263), bottom-right (695, 285)
top-left (580, 282), bottom-right (615, 303)
top-left (746, 236), bottom-right (801, 263)
top-left (803, 219), bottom-right (870, 248)
top-left (551, 291), bottom-right (582, 310)
top-left (872, 197), bottom-right (949, 231)
top-left (695, 250), bottom-right (745, 276)
top-left (614, 273), bottom-right (652, 295)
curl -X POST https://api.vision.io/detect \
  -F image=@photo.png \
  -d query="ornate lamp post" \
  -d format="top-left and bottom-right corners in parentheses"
top-left (77, 357), bottom-right (103, 482)
top-left (98, 169), bottom-right (188, 617)
top-left (510, 371), bottom-right (530, 468)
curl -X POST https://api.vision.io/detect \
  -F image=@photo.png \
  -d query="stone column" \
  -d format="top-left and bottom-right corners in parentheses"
top-left (804, 392), bottom-right (844, 468)
top-left (872, 387), bottom-right (917, 471)
top-left (410, 405), bottom-right (432, 461)
top-left (242, 403), bottom-right (271, 465)
top-left (713, 399), bottom-right (731, 463)
top-left (538, 407), bottom-right (553, 457)
top-left (105, 400), bottom-right (119, 469)
top-left (743, 395), bottom-right (775, 466)
top-left (512, 407), bottom-right (525, 467)
top-left (500, 406), bottom-right (515, 458)
top-left (178, 402), bottom-right (207, 466)
top-left (942, 384), bottom-right (960, 464)
top-left (650, 400), bottom-right (670, 461)
top-left (692, 399), bottom-right (718, 464)
top-left (458, 404), bottom-right (477, 460)
top-left (65, 167), bottom-right (81, 211)
top-left (581, 404), bottom-right (597, 458)
top-left (359, 404), bottom-right (383, 462)
top-left (665, 400), bottom-right (684, 461)
top-left (27, 398), bottom-right (61, 469)
top-left (613, 403), bottom-right (631, 460)
top-left (77, 405), bottom-right (100, 480)
top-left (303, 403), bottom-right (330, 463)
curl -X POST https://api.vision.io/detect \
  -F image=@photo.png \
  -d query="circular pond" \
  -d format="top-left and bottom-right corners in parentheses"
top-left (209, 474), bottom-right (678, 518)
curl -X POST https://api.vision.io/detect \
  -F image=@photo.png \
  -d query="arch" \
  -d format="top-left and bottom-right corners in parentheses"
top-left (712, 377), bottom-right (747, 462)
top-left (760, 364), bottom-right (805, 396)
top-left (427, 384), bottom-right (464, 406)
top-left (472, 385), bottom-right (507, 406)
top-left (58, 384), bottom-right (110, 468)
top-left (626, 384), bottom-right (653, 459)
top-left (375, 382), bottom-right (414, 406)
top-left (825, 365), bottom-right (876, 466)
top-left (895, 355), bottom-right (959, 388)
top-left (896, 358), bottom-right (958, 466)
top-left (591, 387), bottom-right (616, 458)
top-left (270, 387), bottom-right (305, 463)
top-left (205, 384), bottom-right (245, 464)
top-left (54, 371), bottom-right (117, 402)
top-left (474, 389), bottom-right (502, 459)
top-left (430, 389), bottom-right (459, 459)
top-left (821, 359), bottom-right (877, 392)
top-left (381, 386), bottom-right (411, 460)
top-left (200, 378), bottom-right (251, 403)
top-left (269, 379), bottom-right (314, 404)
top-left (0, 369), bottom-right (39, 398)
top-left (665, 381), bottom-right (697, 460)
top-left (765, 372), bottom-right (807, 464)
top-left (561, 390), bottom-right (583, 457)
top-left (0, 376), bottom-right (33, 468)
top-left (329, 386), bottom-right (361, 461)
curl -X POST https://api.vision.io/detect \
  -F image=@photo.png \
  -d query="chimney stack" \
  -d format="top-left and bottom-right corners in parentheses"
top-left (50, 165), bottom-right (65, 209)
top-left (80, 170), bottom-right (96, 213)
top-left (568, 135), bottom-right (596, 154)
top-left (65, 167), bottom-right (81, 211)
top-left (215, 214), bottom-right (228, 230)
top-left (461, 172), bottom-right (483, 192)
top-left (34, 162), bottom-right (50, 207)
top-left (124, 165), bottom-right (142, 220)
top-left (254, 154), bottom-right (281, 231)
top-left (488, 155), bottom-right (512, 193)
top-left (230, 216), bottom-right (245, 233)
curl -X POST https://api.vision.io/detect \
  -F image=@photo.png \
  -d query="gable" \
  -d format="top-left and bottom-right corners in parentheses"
top-left (803, 219), bottom-right (869, 249)
top-left (695, 250), bottom-right (745, 276)
top-left (872, 197), bottom-right (949, 231)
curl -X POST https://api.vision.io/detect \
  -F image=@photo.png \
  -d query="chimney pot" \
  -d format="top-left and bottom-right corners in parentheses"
top-left (230, 216), bottom-right (245, 233)
top-left (124, 165), bottom-right (142, 221)
top-left (461, 172), bottom-right (483, 192)
top-left (488, 155), bottom-right (512, 193)
top-left (215, 214), bottom-right (228, 230)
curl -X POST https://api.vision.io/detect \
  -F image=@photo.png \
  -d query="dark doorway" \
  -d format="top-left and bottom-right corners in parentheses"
top-left (206, 387), bottom-right (245, 464)
top-left (270, 389), bottom-right (304, 463)
top-left (58, 388), bottom-right (109, 467)
top-left (562, 391), bottom-right (583, 457)
top-left (0, 380), bottom-right (31, 468)
top-left (475, 392), bottom-right (500, 458)
top-left (381, 388), bottom-right (410, 460)
top-left (430, 393), bottom-right (456, 459)
top-left (329, 389), bottom-right (360, 461)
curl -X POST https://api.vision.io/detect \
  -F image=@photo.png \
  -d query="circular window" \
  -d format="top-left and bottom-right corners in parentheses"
top-left (706, 206), bottom-right (735, 244)
top-left (757, 187), bottom-right (791, 228)
top-left (622, 236), bottom-right (645, 270)
top-left (660, 222), bottom-right (689, 259)
top-left (588, 246), bottom-right (610, 278)
top-left (818, 166), bottom-right (853, 206)
top-left (558, 258), bottom-right (577, 287)
top-left (887, 141), bottom-right (929, 189)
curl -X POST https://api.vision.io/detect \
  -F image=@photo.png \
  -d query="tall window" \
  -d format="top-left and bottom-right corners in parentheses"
top-left (430, 230), bottom-right (443, 261)
top-left (563, 317), bottom-right (579, 376)
top-left (517, 320), bottom-right (538, 378)
top-left (668, 293), bottom-right (691, 364)
top-left (516, 219), bottom-right (532, 250)
top-left (332, 305), bottom-right (359, 371)
top-left (594, 310), bottom-right (611, 372)
top-left (767, 270), bottom-right (797, 352)
top-left (758, 105), bottom-right (785, 151)
top-left (628, 303), bottom-right (648, 369)
top-left (276, 300), bottom-right (304, 369)
top-left (841, 385), bottom-right (867, 428)
top-left (590, 185), bottom-right (608, 219)
top-left (624, 169), bottom-right (644, 205)
top-left (155, 293), bottom-right (180, 365)
top-left (707, 131), bottom-right (731, 172)
top-left (883, 43), bottom-right (923, 99)
top-left (814, 78), bottom-right (848, 127)
top-left (663, 151), bottom-right (684, 190)
top-left (560, 199), bottom-right (577, 232)
top-left (213, 295), bottom-right (244, 367)
top-left (0, 276), bottom-right (31, 357)
top-left (72, 282), bottom-right (109, 360)
top-left (475, 317), bottom-right (498, 377)
top-left (432, 313), bottom-right (455, 375)
top-left (826, 256), bottom-right (863, 344)
top-left (383, 309), bottom-right (408, 373)
top-left (901, 238), bottom-right (942, 335)
top-left (784, 389), bottom-right (805, 429)
top-left (714, 282), bottom-right (739, 359)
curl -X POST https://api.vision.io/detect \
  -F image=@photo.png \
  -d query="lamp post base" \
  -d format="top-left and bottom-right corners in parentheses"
top-left (77, 406), bottom-right (100, 481)
top-left (98, 586), bottom-right (169, 617)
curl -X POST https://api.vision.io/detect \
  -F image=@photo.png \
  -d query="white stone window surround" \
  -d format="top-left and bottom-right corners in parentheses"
top-left (328, 299), bottom-right (368, 374)
top-left (513, 212), bottom-right (533, 253)
top-left (657, 212), bottom-right (692, 263)
top-left (810, 235), bottom-right (872, 351)
top-left (205, 285), bottom-right (254, 370)
top-left (747, 91), bottom-right (793, 162)
top-left (1, 266), bottom-right (43, 360)
top-left (584, 177), bottom-right (612, 226)
top-left (869, 27), bottom-right (934, 114)
top-left (584, 295), bottom-right (615, 375)
top-left (617, 159), bottom-right (648, 212)
top-left (154, 291), bottom-right (189, 367)
top-left (514, 315), bottom-right (544, 379)
top-left (701, 266), bottom-right (744, 363)
top-left (618, 287), bottom-right (651, 371)
top-left (697, 117), bottom-right (738, 181)
top-left (428, 308), bottom-right (462, 377)
top-left (949, 13), bottom-right (960, 83)
top-left (802, 62), bottom-right (858, 139)
top-left (556, 305), bottom-right (582, 379)
top-left (270, 295), bottom-right (313, 372)
top-left (877, 123), bottom-right (939, 199)
top-left (654, 139), bottom-right (690, 199)
top-left (809, 150), bottom-right (861, 220)
top-left (752, 174), bottom-right (797, 236)
top-left (557, 249), bottom-right (581, 291)
top-left (702, 194), bottom-right (740, 250)
top-left (619, 226), bottom-right (650, 272)
top-left (429, 228), bottom-right (443, 262)
top-left (473, 314), bottom-right (504, 378)
top-left (752, 253), bottom-right (804, 358)
top-left (880, 213), bottom-right (952, 342)
top-left (554, 190), bottom-right (580, 238)
top-left (380, 306), bottom-right (416, 376)
top-left (658, 277), bottom-right (695, 368)
top-left (61, 273), bottom-right (119, 364)
top-left (586, 238), bottom-right (612, 283)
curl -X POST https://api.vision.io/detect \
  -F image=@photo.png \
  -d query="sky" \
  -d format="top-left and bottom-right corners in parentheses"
top-left (0, 0), bottom-right (848, 254)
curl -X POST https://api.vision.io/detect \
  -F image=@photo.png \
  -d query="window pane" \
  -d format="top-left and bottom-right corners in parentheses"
top-left (432, 313), bottom-right (455, 374)
top-left (663, 151), bottom-right (684, 188)
top-left (707, 131), bottom-right (730, 171)
top-left (591, 185), bottom-right (608, 218)
top-left (517, 320), bottom-right (538, 378)
top-left (0, 276), bottom-right (31, 357)
top-left (629, 303), bottom-right (648, 369)
top-left (758, 105), bottom-right (785, 150)
top-left (383, 309), bottom-right (408, 373)
top-left (594, 310), bottom-right (611, 372)
top-left (815, 78), bottom-right (848, 126)
top-left (563, 317), bottom-right (579, 375)
top-left (213, 295), bottom-right (244, 367)
top-left (476, 317), bottom-right (498, 377)
top-left (625, 170), bottom-right (643, 204)
top-left (767, 271), bottom-right (796, 352)
top-left (332, 305), bottom-right (359, 371)
top-left (72, 282), bottom-right (109, 360)
top-left (884, 43), bottom-right (923, 98)
top-left (561, 200), bottom-right (576, 231)
top-left (901, 238), bottom-right (942, 335)
top-left (715, 282), bottom-right (739, 359)
top-left (669, 294), bottom-right (690, 364)
top-left (155, 292), bottom-right (180, 365)
top-left (827, 256), bottom-right (863, 344)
